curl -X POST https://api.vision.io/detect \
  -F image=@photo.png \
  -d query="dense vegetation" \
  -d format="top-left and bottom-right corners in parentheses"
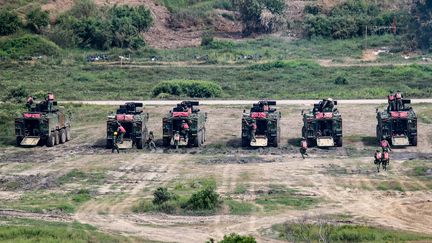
top-left (0, 218), bottom-right (128, 243)
top-left (303, 0), bottom-right (410, 39)
top-left (207, 233), bottom-right (257, 243)
top-left (152, 79), bottom-right (223, 98)
top-left (274, 222), bottom-right (432, 242)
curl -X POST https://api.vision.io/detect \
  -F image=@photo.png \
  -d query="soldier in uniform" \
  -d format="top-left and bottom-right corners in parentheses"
top-left (374, 150), bottom-right (382, 172)
top-left (180, 120), bottom-right (190, 140)
top-left (245, 120), bottom-right (257, 142)
top-left (147, 131), bottom-right (157, 150)
top-left (116, 123), bottom-right (126, 144)
top-left (47, 92), bottom-right (55, 112)
top-left (380, 139), bottom-right (391, 152)
top-left (112, 131), bottom-right (120, 153)
top-left (300, 138), bottom-right (308, 159)
top-left (26, 95), bottom-right (34, 111)
top-left (395, 91), bottom-right (403, 111)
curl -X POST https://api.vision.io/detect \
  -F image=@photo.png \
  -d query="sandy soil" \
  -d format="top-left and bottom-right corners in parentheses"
top-left (0, 104), bottom-right (431, 242)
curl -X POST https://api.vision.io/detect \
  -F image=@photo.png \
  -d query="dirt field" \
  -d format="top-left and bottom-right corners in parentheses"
top-left (1, 104), bottom-right (431, 242)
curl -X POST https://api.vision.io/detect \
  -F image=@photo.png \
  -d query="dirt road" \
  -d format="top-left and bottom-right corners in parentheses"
top-left (1, 104), bottom-right (431, 242)
top-left (65, 99), bottom-right (432, 106)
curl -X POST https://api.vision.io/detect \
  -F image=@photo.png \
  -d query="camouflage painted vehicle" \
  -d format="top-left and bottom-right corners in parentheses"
top-left (106, 102), bottom-right (149, 149)
top-left (302, 98), bottom-right (343, 147)
top-left (376, 92), bottom-right (417, 146)
top-left (162, 101), bottom-right (207, 148)
top-left (15, 99), bottom-right (71, 147)
top-left (241, 100), bottom-right (281, 147)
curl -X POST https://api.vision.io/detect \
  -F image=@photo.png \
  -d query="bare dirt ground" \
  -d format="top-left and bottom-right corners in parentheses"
top-left (0, 104), bottom-right (431, 242)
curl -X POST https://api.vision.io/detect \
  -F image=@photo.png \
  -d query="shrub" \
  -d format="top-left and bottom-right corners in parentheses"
top-left (26, 7), bottom-right (49, 33)
top-left (201, 31), bottom-right (214, 47)
top-left (232, 0), bottom-right (285, 35)
top-left (0, 35), bottom-right (61, 59)
top-left (3, 86), bottom-right (28, 103)
top-left (334, 76), bottom-right (348, 85)
top-left (183, 186), bottom-right (221, 211)
top-left (0, 10), bottom-right (21, 35)
top-left (216, 233), bottom-right (257, 243)
top-left (153, 187), bottom-right (174, 205)
top-left (152, 80), bottom-right (223, 98)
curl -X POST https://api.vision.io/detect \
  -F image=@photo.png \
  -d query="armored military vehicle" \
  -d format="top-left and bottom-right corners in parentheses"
top-left (241, 100), bottom-right (281, 147)
top-left (15, 98), bottom-right (71, 147)
top-left (162, 101), bottom-right (207, 148)
top-left (106, 102), bottom-right (149, 149)
top-left (376, 92), bottom-right (417, 146)
top-left (302, 98), bottom-right (343, 147)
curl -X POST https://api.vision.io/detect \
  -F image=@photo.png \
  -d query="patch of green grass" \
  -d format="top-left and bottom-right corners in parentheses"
top-left (225, 199), bottom-right (258, 215)
top-left (0, 217), bottom-right (130, 243)
top-left (272, 222), bottom-right (432, 242)
top-left (376, 181), bottom-right (405, 192)
top-left (255, 185), bottom-right (318, 212)
top-left (234, 184), bottom-right (247, 194)
top-left (0, 189), bottom-right (92, 213)
top-left (58, 169), bottom-right (106, 185)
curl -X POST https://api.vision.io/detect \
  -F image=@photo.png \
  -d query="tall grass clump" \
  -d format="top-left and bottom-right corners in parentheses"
top-left (152, 79), bottom-right (223, 98)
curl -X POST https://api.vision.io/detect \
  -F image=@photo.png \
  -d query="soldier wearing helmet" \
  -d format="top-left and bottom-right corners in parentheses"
top-left (180, 120), bottom-right (190, 140)
top-left (300, 138), bottom-right (308, 159)
top-left (112, 131), bottom-right (120, 153)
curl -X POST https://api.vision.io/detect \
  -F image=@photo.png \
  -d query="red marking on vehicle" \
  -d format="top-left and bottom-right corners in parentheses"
top-left (251, 112), bottom-right (267, 119)
top-left (390, 111), bottom-right (408, 119)
top-left (173, 112), bottom-right (189, 117)
top-left (116, 114), bottom-right (134, 121)
top-left (383, 152), bottom-right (389, 160)
top-left (23, 113), bottom-right (41, 119)
top-left (315, 112), bottom-right (333, 119)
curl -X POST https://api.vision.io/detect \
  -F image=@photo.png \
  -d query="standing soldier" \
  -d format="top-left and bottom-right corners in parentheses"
top-left (147, 131), bottom-right (157, 150)
top-left (374, 150), bottom-right (382, 172)
top-left (395, 91), bottom-right (403, 111)
top-left (300, 138), bottom-right (308, 159)
top-left (47, 92), bottom-right (55, 112)
top-left (26, 95), bottom-right (34, 111)
top-left (245, 120), bottom-right (257, 142)
top-left (116, 123), bottom-right (126, 144)
top-left (387, 94), bottom-right (396, 112)
top-left (380, 139), bottom-right (391, 152)
top-left (112, 131), bottom-right (120, 153)
top-left (180, 120), bottom-right (190, 140)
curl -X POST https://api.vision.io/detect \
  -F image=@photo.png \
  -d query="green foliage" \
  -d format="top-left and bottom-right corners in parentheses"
top-left (52, 1), bottom-right (152, 50)
top-left (232, 0), bottom-right (285, 35)
top-left (26, 6), bottom-right (49, 33)
top-left (201, 31), bottom-right (215, 47)
top-left (249, 60), bottom-right (319, 71)
top-left (255, 186), bottom-right (318, 211)
top-left (225, 200), bottom-right (257, 215)
top-left (3, 86), bottom-right (28, 103)
top-left (334, 76), bottom-right (348, 85)
top-left (153, 187), bottom-right (175, 205)
top-left (304, 1), bottom-right (410, 39)
top-left (413, 166), bottom-right (430, 176)
top-left (0, 218), bottom-right (128, 242)
top-left (0, 34), bottom-right (61, 59)
top-left (184, 186), bottom-right (221, 211)
top-left (152, 79), bottom-right (223, 98)
top-left (0, 103), bottom-right (22, 146)
top-left (275, 223), bottom-right (432, 242)
top-left (217, 233), bottom-right (257, 243)
top-left (411, 0), bottom-right (432, 51)
top-left (0, 10), bottom-right (21, 35)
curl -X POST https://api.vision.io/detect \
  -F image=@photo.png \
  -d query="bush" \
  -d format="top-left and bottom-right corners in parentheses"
top-left (0, 35), bottom-right (61, 59)
top-left (152, 80), bottom-right (223, 98)
top-left (201, 31), bottom-right (214, 47)
top-left (216, 233), bottom-right (257, 243)
top-left (153, 187), bottom-right (174, 205)
top-left (3, 86), bottom-right (28, 103)
top-left (334, 76), bottom-right (348, 85)
top-left (26, 7), bottom-right (49, 33)
top-left (303, 1), bottom-right (410, 39)
top-left (183, 186), bottom-right (221, 211)
top-left (0, 10), bottom-right (21, 35)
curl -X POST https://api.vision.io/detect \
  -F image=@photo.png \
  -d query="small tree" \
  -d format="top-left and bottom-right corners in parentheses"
top-left (218, 233), bottom-right (257, 243)
top-left (26, 7), bottom-right (50, 33)
top-left (152, 187), bottom-right (173, 205)
top-left (411, 0), bottom-right (432, 51)
top-left (0, 10), bottom-right (21, 35)
top-left (232, 0), bottom-right (285, 35)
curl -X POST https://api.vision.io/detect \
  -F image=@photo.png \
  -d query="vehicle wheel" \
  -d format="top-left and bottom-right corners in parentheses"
top-left (272, 136), bottom-right (278, 148)
top-left (335, 137), bottom-right (343, 147)
top-left (194, 132), bottom-right (201, 147)
top-left (307, 138), bottom-right (316, 147)
top-left (47, 134), bottom-right (55, 147)
top-left (163, 138), bottom-right (170, 147)
top-left (411, 136), bottom-right (417, 146)
top-left (16, 136), bottom-right (23, 146)
top-left (65, 126), bottom-right (71, 141)
top-left (59, 129), bottom-right (66, 144)
top-left (136, 137), bottom-right (144, 149)
top-left (106, 139), bottom-right (113, 149)
top-left (54, 131), bottom-right (59, 145)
